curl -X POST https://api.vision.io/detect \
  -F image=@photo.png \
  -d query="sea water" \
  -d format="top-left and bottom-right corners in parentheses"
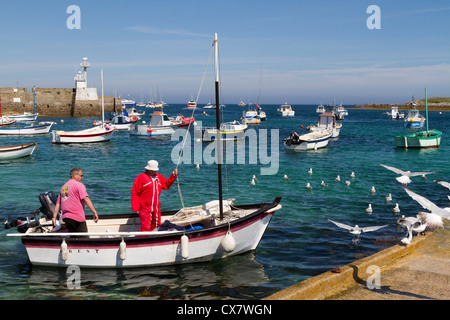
top-left (0, 104), bottom-right (448, 299)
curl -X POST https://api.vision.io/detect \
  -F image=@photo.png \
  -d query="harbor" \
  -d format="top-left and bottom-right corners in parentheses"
top-left (0, 104), bottom-right (448, 299)
top-left (0, 1), bottom-right (449, 303)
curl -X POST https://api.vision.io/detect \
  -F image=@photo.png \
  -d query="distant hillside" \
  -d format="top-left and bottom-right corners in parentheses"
top-left (353, 97), bottom-right (450, 111)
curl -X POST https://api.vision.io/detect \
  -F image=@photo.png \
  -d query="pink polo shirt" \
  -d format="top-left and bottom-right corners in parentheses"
top-left (57, 179), bottom-right (89, 222)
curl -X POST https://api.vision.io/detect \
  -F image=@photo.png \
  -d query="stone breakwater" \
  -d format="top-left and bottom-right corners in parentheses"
top-left (353, 101), bottom-right (450, 111)
top-left (0, 87), bottom-right (122, 117)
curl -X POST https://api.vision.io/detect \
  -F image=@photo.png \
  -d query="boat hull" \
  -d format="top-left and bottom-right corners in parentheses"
top-left (129, 124), bottom-right (176, 136)
top-left (0, 123), bottom-right (52, 135)
top-left (0, 142), bottom-right (37, 160)
top-left (395, 130), bottom-right (442, 148)
top-left (284, 131), bottom-right (332, 151)
top-left (19, 200), bottom-right (281, 268)
top-left (51, 127), bottom-right (115, 144)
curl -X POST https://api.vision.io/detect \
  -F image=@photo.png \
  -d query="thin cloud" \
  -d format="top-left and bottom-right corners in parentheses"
top-left (127, 26), bottom-right (210, 38)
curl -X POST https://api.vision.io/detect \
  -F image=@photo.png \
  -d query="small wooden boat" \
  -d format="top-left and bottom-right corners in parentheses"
top-left (283, 130), bottom-right (332, 151)
top-left (52, 125), bottom-right (116, 144)
top-left (6, 112), bottom-right (38, 123)
top-left (0, 142), bottom-right (37, 160)
top-left (0, 116), bottom-right (16, 126)
top-left (195, 120), bottom-right (248, 141)
top-left (0, 123), bottom-right (53, 135)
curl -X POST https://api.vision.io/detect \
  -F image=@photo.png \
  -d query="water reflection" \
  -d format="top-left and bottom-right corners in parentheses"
top-left (26, 252), bottom-right (270, 300)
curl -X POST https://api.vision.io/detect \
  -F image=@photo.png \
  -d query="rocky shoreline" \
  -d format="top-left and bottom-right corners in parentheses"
top-left (352, 101), bottom-right (450, 111)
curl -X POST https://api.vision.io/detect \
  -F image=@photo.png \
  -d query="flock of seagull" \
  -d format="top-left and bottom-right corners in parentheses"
top-left (250, 163), bottom-right (450, 245)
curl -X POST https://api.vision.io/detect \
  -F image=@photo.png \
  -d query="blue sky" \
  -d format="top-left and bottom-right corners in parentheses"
top-left (1, 0), bottom-right (449, 104)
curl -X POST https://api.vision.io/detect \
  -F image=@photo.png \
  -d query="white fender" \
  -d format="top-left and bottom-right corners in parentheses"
top-left (220, 231), bottom-right (236, 252)
top-left (181, 235), bottom-right (189, 259)
top-left (119, 238), bottom-right (126, 260)
top-left (61, 239), bottom-right (68, 261)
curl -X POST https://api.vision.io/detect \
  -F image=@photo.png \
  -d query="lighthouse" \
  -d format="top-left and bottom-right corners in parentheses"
top-left (74, 57), bottom-right (98, 101)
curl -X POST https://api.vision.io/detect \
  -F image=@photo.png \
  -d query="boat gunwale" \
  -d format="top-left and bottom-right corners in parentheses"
top-left (0, 142), bottom-right (37, 152)
top-left (20, 198), bottom-right (282, 244)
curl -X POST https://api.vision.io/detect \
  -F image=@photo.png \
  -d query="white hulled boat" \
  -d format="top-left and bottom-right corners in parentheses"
top-left (283, 130), bottom-right (332, 151)
top-left (130, 110), bottom-right (178, 136)
top-left (277, 103), bottom-right (295, 116)
top-left (0, 142), bottom-right (37, 160)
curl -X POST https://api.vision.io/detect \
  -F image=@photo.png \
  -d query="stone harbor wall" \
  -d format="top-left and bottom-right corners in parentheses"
top-left (0, 87), bottom-right (121, 117)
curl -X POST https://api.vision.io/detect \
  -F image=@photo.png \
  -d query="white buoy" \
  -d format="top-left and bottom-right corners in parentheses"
top-left (181, 235), bottom-right (189, 259)
top-left (220, 230), bottom-right (236, 252)
top-left (119, 238), bottom-right (126, 260)
top-left (61, 239), bottom-right (68, 261)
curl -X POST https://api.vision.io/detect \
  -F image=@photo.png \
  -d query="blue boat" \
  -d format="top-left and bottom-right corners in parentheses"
top-left (403, 109), bottom-right (425, 128)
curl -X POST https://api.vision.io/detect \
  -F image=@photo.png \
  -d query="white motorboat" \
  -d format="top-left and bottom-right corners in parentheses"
top-left (7, 34), bottom-right (282, 269)
top-left (122, 107), bottom-right (145, 120)
top-left (203, 102), bottom-right (215, 109)
top-left (309, 112), bottom-right (342, 138)
top-left (0, 142), bottom-right (37, 160)
top-left (385, 106), bottom-right (405, 119)
top-left (283, 130), bottom-right (332, 151)
top-left (108, 114), bottom-right (138, 131)
top-left (187, 100), bottom-right (197, 108)
top-left (316, 104), bottom-right (325, 114)
top-left (130, 110), bottom-right (178, 136)
top-left (0, 123), bottom-right (53, 135)
top-left (277, 103), bottom-right (295, 116)
top-left (121, 99), bottom-right (136, 107)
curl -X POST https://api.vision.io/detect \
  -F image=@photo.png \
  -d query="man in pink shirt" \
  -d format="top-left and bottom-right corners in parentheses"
top-left (52, 167), bottom-right (99, 232)
top-left (131, 160), bottom-right (178, 231)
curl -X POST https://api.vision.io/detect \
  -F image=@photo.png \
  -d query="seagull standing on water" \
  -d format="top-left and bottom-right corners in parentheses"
top-left (403, 187), bottom-right (450, 229)
top-left (379, 163), bottom-right (439, 185)
top-left (392, 203), bottom-right (400, 214)
top-left (385, 193), bottom-right (392, 202)
top-left (327, 219), bottom-right (388, 243)
top-left (365, 204), bottom-right (373, 214)
top-left (308, 168), bottom-right (313, 175)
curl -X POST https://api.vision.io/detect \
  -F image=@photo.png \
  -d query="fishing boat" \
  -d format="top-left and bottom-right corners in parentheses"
top-left (195, 120), bottom-right (248, 141)
top-left (283, 130), bottom-right (332, 151)
top-left (203, 102), bottom-right (215, 109)
top-left (51, 70), bottom-right (116, 144)
top-left (130, 110), bottom-right (179, 136)
top-left (277, 103), bottom-right (295, 117)
top-left (309, 112), bottom-right (342, 138)
top-left (0, 142), bottom-right (37, 160)
top-left (108, 114), bottom-right (138, 131)
top-left (7, 33), bottom-right (282, 268)
top-left (0, 123), bottom-right (53, 135)
top-left (242, 108), bottom-right (261, 125)
top-left (122, 107), bottom-right (145, 120)
top-left (238, 100), bottom-right (246, 107)
top-left (403, 109), bottom-right (425, 128)
top-left (395, 88), bottom-right (442, 148)
top-left (333, 104), bottom-right (348, 120)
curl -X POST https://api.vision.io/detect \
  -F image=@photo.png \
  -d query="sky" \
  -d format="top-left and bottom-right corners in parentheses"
top-left (1, 0), bottom-right (450, 105)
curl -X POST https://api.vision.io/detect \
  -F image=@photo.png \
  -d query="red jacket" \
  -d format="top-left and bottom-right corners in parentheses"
top-left (131, 172), bottom-right (177, 215)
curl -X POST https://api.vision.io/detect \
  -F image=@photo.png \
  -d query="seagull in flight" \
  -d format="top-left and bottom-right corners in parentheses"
top-left (379, 163), bottom-right (439, 185)
top-left (434, 180), bottom-right (450, 200)
top-left (403, 187), bottom-right (450, 229)
top-left (327, 219), bottom-right (388, 243)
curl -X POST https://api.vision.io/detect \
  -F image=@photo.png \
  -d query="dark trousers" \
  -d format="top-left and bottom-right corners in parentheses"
top-left (63, 218), bottom-right (88, 232)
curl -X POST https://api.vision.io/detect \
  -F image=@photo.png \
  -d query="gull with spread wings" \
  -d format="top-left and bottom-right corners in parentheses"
top-left (379, 163), bottom-right (439, 185)
top-left (327, 219), bottom-right (388, 243)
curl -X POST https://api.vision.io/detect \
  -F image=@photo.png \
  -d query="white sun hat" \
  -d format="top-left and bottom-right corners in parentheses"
top-left (145, 160), bottom-right (159, 171)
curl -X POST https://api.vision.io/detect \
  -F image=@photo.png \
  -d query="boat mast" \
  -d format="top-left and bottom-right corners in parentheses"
top-left (214, 33), bottom-right (224, 220)
top-left (101, 69), bottom-right (105, 128)
top-left (425, 87), bottom-right (429, 133)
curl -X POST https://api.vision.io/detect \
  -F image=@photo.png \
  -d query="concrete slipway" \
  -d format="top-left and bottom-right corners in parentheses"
top-left (265, 224), bottom-right (449, 300)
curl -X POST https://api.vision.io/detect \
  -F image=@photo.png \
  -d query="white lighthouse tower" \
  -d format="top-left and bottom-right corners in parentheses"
top-left (74, 57), bottom-right (98, 101)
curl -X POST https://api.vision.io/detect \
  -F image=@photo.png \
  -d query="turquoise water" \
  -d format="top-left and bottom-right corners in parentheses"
top-left (0, 104), bottom-right (448, 299)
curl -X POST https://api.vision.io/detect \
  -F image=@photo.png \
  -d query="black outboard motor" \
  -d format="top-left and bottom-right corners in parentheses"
top-left (3, 191), bottom-right (60, 233)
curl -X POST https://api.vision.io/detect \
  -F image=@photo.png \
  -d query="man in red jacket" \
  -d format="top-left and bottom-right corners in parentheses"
top-left (131, 160), bottom-right (178, 231)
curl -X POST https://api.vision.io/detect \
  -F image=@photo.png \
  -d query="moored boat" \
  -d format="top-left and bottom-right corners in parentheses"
top-left (130, 110), bottom-right (179, 136)
top-left (0, 142), bottom-right (37, 160)
top-left (0, 116), bottom-right (16, 126)
top-left (309, 112), bottom-right (342, 138)
top-left (283, 130), bottom-right (332, 151)
top-left (187, 100), bottom-right (197, 108)
top-left (195, 120), bottom-right (248, 141)
top-left (6, 112), bottom-right (39, 123)
top-left (395, 88), bottom-right (442, 148)
top-left (0, 123), bottom-right (53, 135)
top-left (403, 109), bottom-right (425, 128)
top-left (277, 103), bottom-right (295, 117)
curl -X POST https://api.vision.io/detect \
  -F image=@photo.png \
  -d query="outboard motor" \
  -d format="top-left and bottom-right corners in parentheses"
top-left (3, 191), bottom-right (60, 233)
